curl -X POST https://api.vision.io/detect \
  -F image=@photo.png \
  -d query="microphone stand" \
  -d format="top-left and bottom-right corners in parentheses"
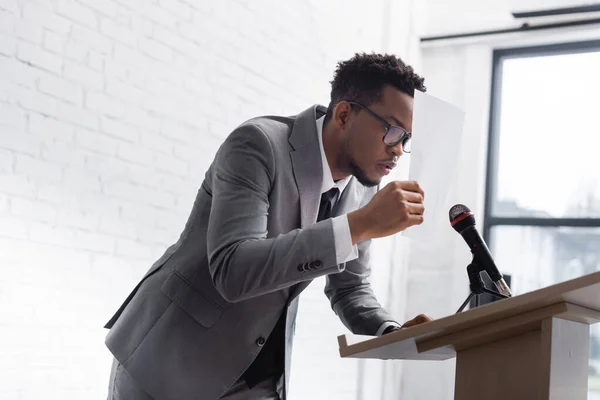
top-left (456, 258), bottom-right (510, 313)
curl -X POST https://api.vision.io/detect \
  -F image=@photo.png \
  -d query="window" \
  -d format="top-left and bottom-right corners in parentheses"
top-left (483, 40), bottom-right (600, 396)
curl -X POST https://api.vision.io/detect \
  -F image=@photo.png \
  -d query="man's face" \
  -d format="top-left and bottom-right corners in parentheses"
top-left (343, 85), bottom-right (414, 187)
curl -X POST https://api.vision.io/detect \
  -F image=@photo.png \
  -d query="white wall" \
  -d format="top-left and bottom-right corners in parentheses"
top-left (0, 0), bottom-right (427, 399)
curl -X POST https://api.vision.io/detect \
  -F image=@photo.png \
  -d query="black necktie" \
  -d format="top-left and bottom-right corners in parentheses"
top-left (317, 187), bottom-right (339, 222)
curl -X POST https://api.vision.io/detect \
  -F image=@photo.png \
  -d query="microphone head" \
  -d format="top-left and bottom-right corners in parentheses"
top-left (449, 204), bottom-right (476, 233)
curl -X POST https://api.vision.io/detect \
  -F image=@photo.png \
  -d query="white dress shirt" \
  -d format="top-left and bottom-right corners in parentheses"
top-left (315, 116), bottom-right (400, 336)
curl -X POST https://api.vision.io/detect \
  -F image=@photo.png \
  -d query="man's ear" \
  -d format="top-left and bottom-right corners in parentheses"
top-left (333, 102), bottom-right (352, 130)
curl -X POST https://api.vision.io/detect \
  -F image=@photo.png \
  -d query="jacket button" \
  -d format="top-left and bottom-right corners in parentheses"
top-left (256, 337), bottom-right (266, 346)
top-left (297, 264), bottom-right (305, 272)
top-left (311, 260), bottom-right (323, 269)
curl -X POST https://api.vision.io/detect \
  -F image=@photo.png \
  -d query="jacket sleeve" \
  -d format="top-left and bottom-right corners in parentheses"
top-left (207, 123), bottom-right (344, 302)
top-left (324, 188), bottom-right (398, 335)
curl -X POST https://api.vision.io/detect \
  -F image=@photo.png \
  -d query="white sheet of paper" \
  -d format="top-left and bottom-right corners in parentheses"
top-left (403, 91), bottom-right (465, 242)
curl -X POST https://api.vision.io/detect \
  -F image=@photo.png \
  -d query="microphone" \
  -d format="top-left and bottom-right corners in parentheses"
top-left (449, 204), bottom-right (512, 297)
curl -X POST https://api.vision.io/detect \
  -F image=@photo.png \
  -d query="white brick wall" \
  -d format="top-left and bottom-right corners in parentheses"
top-left (0, 0), bottom-right (423, 399)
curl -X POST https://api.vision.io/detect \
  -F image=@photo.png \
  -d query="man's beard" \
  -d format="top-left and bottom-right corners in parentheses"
top-left (350, 161), bottom-right (379, 188)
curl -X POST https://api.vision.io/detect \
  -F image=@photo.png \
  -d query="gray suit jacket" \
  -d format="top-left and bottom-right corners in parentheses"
top-left (104, 105), bottom-right (396, 400)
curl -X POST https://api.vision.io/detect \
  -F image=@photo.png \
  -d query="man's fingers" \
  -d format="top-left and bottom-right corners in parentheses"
top-left (401, 191), bottom-right (424, 203)
top-left (407, 214), bottom-right (424, 227)
top-left (401, 314), bottom-right (433, 328)
top-left (398, 181), bottom-right (424, 198)
top-left (415, 314), bottom-right (433, 323)
top-left (406, 203), bottom-right (425, 216)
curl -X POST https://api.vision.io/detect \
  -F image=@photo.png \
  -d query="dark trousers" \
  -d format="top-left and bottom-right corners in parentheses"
top-left (107, 358), bottom-right (282, 400)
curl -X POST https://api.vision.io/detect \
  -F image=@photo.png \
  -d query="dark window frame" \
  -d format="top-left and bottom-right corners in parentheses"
top-left (481, 40), bottom-right (600, 303)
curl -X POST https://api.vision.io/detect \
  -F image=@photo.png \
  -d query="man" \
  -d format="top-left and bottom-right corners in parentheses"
top-left (105, 52), bottom-right (431, 400)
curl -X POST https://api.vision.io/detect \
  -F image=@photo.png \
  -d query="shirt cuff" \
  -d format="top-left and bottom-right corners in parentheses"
top-left (375, 321), bottom-right (402, 336)
top-left (332, 215), bottom-right (359, 264)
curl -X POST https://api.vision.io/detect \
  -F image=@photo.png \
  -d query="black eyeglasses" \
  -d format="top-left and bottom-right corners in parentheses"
top-left (346, 101), bottom-right (412, 153)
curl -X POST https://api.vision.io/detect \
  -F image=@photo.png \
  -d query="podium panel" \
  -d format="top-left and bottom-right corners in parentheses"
top-left (338, 272), bottom-right (600, 399)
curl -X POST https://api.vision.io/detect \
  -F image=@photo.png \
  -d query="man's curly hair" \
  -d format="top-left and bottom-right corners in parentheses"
top-left (324, 53), bottom-right (426, 124)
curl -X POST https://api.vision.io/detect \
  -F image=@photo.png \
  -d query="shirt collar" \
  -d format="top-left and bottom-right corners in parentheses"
top-left (316, 116), bottom-right (352, 195)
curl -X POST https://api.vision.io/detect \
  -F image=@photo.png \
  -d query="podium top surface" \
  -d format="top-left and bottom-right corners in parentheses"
top-left (338, 271), bottom-right (600, 361)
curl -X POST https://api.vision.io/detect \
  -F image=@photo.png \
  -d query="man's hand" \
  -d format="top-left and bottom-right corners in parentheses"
top-left (348, 181), bottom-right (425, 244)
top-left (401, 314), bottom-right (433, 328)
top-left (381, 314), bottom-right (433, 335)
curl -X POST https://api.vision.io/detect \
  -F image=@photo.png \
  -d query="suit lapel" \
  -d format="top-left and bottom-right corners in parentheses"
top-left (289, 105), bottom-right (325, 228)
top-left (287, 105), bottom-right (366, 302)
top-left (287, 106), bottom-right (323, 302)
top-left (290, 148), bottom-right (321, 228)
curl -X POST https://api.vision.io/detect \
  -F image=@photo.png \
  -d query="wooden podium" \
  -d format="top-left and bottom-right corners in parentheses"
top-left (338, 271), bottom-right (600, 400)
